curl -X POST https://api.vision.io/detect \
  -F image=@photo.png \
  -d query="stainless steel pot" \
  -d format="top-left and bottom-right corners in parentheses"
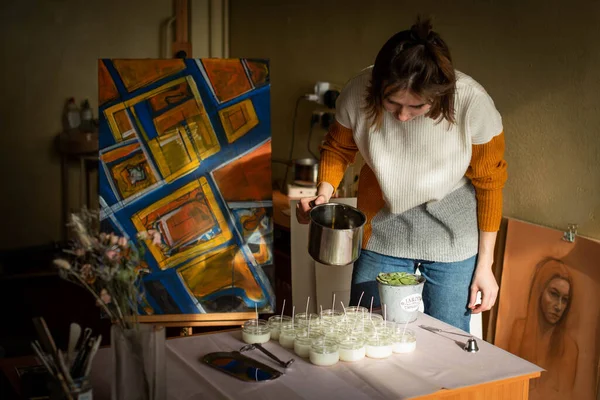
top-left (293, 158), bottom-right (318, 187)
top-left (308, 203), bottom-right (366, 266)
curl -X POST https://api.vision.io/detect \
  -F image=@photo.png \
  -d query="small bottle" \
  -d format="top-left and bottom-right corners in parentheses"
top-left (80, 99), bottom-right (94, 132)
top-left (63, 98), bottom-right (81, 131)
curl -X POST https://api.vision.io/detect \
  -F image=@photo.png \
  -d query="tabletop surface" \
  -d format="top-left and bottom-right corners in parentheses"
top-left (89, 312), bottom-right (542, 400)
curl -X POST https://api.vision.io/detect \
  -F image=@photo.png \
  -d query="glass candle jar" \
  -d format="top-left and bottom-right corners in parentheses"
top-left (309, 338), bottom-right (339, 366)
top-left (345, 306), bottom-right (369, 315)
top-left (393, 328), bottom-right (417, 353)
top-left (365, 332), bottom-right (394, 359)
top-left (279, 323), bottom-right (299, 349)
top-left (319, 309), bottom-right (345, 324)
top-left (366, 320), bottom-right (396, 336)
top-left (294, 312), bottom-right (320, 327)
top-left (365, 313), bottom-right (384, 323)
top-left (268, 315), bottom-right (293, 341)
top-left (242, 319), bottom-right (271, 344)
top-left (323, 326), bottom-right (349, 341)
top-left (337, 334), bottom-right (366, 362)
top-left (294, 329), bottom-right (323, 358)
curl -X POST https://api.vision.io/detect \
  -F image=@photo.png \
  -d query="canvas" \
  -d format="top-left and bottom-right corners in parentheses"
top-left (98, 58), bottom-right (274, 315)
top-left (494, 218), bottom-right (600, 400)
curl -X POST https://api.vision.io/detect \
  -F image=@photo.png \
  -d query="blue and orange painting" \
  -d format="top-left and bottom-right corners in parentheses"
top-left (98, 58), bottom-right (274, 315)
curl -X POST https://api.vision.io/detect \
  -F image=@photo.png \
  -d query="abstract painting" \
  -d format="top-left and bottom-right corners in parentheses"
top-left (494, 219), bottom-right (600, 400)
top-left (98, 58), bottom-right (274, 315)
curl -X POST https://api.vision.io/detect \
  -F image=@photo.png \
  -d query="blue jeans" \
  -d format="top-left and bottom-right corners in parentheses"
top-left (350, 250), bottom-right (477, 332)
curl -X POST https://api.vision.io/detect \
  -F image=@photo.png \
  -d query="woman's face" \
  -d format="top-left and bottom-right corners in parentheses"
top-left (540, 277), bottom-right (570, 325)
top-left (382, 89), bottom-right (432, 122)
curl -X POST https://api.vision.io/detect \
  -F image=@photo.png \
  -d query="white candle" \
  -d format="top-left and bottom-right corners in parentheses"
top-left (310, 349), bottom-right (339, 366)
top-left (242, 319), bottom-right (270, 344)
top-left (270, 329), bottom-right (281, 341)
top-left (366, 344), bottom-right (393, 359)
top-left (242, 330), bottom-right (270, 344)
top-left (268, 315), bottom-right (292, 342)
top-left (392, 328), bottom-right (416, 354)
top-left (294, 340), bottom-right (312, 358)
top-left (279, 331), bottom-right (296, 348)
top-left (338, 346), bottom-right (365, 362)
top-left (393, 340), bottom-right (416, 353)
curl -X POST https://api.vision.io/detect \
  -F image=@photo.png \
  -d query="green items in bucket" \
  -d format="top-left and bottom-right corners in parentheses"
top-left (376, 272), bottom-right (420, 286)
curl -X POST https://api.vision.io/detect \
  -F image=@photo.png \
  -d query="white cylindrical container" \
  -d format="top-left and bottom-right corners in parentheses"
top-left (393, 328), bottom-right (417, 354)
top-left (319, 309), bottom-right (345, 325)
top-left (242, 319), bottom-right (270, 344)
top-left (294, 312), bottom-right (320, 327)
top-left (345, 306), bottom-right (369, 315)
top-left (279, 324), bottom-right (298, 349)
top-left (337, 334), bottom-right (365, 362)
top-left (268, 315), bottom-right (292, 341)
top-left (323, 327), bottom-right (349, 340)
top-left (365, 333), bottom-right (393, 359)
top-left (294, 329), bottom-right (322, 358)
top-left (309, 338), bottom-right (339, 366)
top-left (367, 320), bottom-right (396, 337)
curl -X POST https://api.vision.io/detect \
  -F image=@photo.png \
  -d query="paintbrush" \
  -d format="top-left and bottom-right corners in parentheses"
top-left (31, 317), bottom-right (74, 399)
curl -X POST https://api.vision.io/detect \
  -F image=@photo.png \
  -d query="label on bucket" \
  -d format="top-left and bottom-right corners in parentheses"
top-left (400, 294), bottom-right (422, 312)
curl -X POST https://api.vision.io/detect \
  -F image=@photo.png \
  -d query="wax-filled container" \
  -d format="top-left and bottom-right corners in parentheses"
top-left (322, 326), bottom-right (349, 340)
top-left (294, 312), bottom-right (320, 327)
top-left (393, 327), bottom-right (417, 353)
top-left (319, 309), bottom-right (345, 324)
top-left (343, 306), bottom-right (369, 323)
top-left (365, 332), bottom-right (394, 359)
top-left (364, 313), bottom-right (384, 323)
top-left (268, 315), bottom-right (293, 341)
top-left (336, 334), bottom-right (366, 362)
top-left (279, 323), bottom-right (299, 348)
top-left (366, 320), bottom-right (396, 337)
top-left (242, 319), bottom-right (271, 344)
top-left (294, 329), bottom-right (323, 358)
top-left (309, 338), bottom-right (339, 366)
top-left (344, 306), bottom-right (369, 315)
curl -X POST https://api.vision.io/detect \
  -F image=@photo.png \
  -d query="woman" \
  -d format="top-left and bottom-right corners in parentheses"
top-left (508, 258), bottom-right (578, 399)
top-left (296, 16), bottom-right (507, 332)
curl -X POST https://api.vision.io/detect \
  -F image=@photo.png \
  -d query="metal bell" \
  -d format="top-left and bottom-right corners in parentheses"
top-left (464, 337), bottom-right (479, 353)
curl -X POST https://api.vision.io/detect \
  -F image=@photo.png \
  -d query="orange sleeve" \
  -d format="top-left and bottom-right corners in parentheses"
top-left (465, 132), bottom-right (508, 232)
top-left (317, 120), bottom-right (358, 191)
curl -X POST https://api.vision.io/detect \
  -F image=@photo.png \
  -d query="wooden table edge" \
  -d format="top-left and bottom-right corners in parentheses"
top-left (412, 371), bottom-right (542, 399)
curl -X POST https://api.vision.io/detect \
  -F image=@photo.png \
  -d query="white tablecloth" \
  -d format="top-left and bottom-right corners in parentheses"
top-left (90, 313), bottom-right (542, 399)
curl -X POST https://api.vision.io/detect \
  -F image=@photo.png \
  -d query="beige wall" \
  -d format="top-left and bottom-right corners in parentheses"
top-left (0, 0), bottom-right (171, 250)
top-left (1, 0), bottom-right (598, 250)
top-left (0, 0), bottom-right (229, 250)
top-left (230, 0), bottom-right (600, 240)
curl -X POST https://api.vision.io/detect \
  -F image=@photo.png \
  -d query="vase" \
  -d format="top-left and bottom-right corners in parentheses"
top-left (111, 324), bottom-right (166, 400)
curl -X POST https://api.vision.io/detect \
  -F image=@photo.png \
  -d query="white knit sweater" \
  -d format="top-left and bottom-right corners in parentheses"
top-left (335, 68), bottom-right (503, 216)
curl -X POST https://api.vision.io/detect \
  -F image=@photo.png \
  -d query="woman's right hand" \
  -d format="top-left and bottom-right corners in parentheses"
top-left (295, 182), bottom-right (334, 224)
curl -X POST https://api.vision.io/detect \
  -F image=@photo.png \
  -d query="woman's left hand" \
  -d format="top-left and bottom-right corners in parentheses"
top-left (468, 261), bottom-right (499, 314)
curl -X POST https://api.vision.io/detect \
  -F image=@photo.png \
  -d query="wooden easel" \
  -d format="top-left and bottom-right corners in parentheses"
top-left (172, 0), bottom-right (192, 58)
top-left (138, 312), bottom-right (256, 336)
top-left (136, 1), bottom-right (260, 336)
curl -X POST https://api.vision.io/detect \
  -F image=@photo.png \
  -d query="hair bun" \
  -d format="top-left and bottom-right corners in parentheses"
top-left (410, 16), bottom-right (434, 43)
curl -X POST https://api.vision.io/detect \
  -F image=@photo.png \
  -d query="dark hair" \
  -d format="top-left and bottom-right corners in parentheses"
top-left (364, 16), bottom-right (456, 128)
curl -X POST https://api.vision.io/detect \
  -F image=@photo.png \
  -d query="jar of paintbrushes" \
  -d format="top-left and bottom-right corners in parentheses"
top-left (31, 317), bottom-right (99, 400)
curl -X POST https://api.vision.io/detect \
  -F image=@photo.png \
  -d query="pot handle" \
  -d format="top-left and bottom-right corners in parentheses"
top-left (308, 200), bottom-right (316, 208)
